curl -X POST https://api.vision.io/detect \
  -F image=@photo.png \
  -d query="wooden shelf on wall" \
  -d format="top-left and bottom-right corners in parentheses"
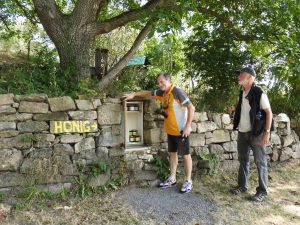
top-left (123, 100), bottom-right (144, 149)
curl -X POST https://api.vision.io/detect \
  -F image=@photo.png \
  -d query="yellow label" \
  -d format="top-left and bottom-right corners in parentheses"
top-left (50, 121), bottom-right (98, 133)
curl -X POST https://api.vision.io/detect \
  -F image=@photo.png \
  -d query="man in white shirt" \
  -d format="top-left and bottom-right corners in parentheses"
top-left (230, 66), bottom-right (273, 202)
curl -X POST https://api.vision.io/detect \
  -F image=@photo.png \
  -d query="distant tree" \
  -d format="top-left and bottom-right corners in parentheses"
top-left (184, 0), bottom-right (300, 113)
top-left (106, 32), bottom-right (187, 95)
top-left (185, 25), bottom-right (252, 111)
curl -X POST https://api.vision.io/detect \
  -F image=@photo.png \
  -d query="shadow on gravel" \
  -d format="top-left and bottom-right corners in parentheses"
top-left (115, 186), bottom-right (217, 225)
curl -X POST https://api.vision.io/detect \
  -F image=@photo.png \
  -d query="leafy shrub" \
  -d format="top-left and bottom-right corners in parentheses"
top-left (0, 48), bottom-right (99, 98)
top-left (196, 151), bottom-right (219, 175)
top-left (153, 155), bottom-right (170, 180)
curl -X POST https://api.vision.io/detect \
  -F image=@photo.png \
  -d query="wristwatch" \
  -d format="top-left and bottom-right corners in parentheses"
top-left (265, 129), bottom-right (270, 133)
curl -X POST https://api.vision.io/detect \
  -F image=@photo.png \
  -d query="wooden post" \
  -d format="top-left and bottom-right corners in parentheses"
top-left (95, 48), bottom-right (109, 79)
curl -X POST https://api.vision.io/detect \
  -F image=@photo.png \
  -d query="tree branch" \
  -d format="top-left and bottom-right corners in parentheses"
top-left (32, 0), bottom-right (66, 44)
top-left (96, 0), bottom-right (109, 17)
top-left (0, 15), bottom-right (11, 31)
top-left (93, 0), bottom-right (175, 35)
top-left (12, 0), bottom-right (39, 24)
top-left (197, 6), bottom-right (233, 29)
top-left (98, 20), bottom-right (156, 90)
top-left (92, 1), bottom-right (236, 35)
top-left (32, 0), bottom-right (63, 24)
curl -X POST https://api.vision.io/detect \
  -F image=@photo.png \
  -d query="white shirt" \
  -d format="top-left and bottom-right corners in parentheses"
top-left (239, 91), bottom-right (271, 132)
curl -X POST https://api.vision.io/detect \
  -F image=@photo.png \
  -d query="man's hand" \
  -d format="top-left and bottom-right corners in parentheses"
top-left (228, 105), bottom-right (235, 117)
top-left (122, 92), bottom-right (135, 101)
top-left (182, 127), bottom-right (191, 138)
top-left (261, 132), bottom-right (270, 145)
top-left (122, 91), bottom-right (152, 101)
top-left (228, 106), bottom-right (235, 113)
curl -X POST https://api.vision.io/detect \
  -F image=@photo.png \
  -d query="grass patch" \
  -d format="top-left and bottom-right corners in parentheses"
top-left (2, 190), bottom-right (154, 225)
top-left (192, 159), bottom-right (300, 225)
top-left (1, 159), bottom-right (300, 225)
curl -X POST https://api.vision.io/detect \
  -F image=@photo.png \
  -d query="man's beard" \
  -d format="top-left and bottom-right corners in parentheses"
top-left (239, 78), bottom-right (248, 85)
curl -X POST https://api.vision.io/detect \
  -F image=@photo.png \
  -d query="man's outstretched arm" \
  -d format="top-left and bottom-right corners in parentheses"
top-left (122, 91), bottom-right (152, 101)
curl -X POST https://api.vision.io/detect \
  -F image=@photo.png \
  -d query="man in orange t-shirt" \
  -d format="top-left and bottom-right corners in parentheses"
top-left (123, 72), bottom-right (195, 193)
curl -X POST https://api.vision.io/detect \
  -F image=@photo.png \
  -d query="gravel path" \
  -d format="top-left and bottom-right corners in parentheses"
top-left (115, 186), bottom-right (217, 225)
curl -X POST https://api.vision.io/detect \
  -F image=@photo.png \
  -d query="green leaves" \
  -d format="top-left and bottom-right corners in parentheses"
top-left (196, 151), bottom-right (219, 175)
top-left (153, 155), bottom-right (170, 180)
top-left (0, 192), bottom-right (5, 203)
top-left (183, 0), bottom-right (299, 115)
top-left (92, 160), bottom-right (116, 177)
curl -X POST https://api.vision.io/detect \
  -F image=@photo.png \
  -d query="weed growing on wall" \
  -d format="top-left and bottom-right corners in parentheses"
top-left (153, 155), bottom-right (170, 180)
top-left (72, 160), bottom-right (123, 198)
top-left (91, 160), bottom-right (117, 177)
top-left (14, 186), bottom-right (59, 210)
top-left (72, 165), bottom-right (91, 198)
top-left (0, 192), bottom-right (5, 203)
top-left (59, 188), bottom-right (70, 200)
top-left (196, 151), bottom-right (219, 175)
top-left (98, 178), bottom-right (123, 193)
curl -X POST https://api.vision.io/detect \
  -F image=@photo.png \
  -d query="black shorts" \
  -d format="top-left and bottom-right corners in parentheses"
top-left (167, 134), bottom-right (190, 155)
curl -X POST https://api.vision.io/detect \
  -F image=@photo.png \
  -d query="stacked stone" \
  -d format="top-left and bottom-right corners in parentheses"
top-left (273, 113), bottom-right (300, 161)
top-left (0, 93), bottom-right (300, 191)
top-left (118, 100), bottom-right (160, 186)
top-left (95, 97), bottom-right (127, 185)
top-left (291, 116), bottom-right (300, 137)
top-left (0, 93), bottom-right (112, 192)
top-left (190, 112), bottom-right (239, 171)
top-left (142, 104), bottom-right (300, 172)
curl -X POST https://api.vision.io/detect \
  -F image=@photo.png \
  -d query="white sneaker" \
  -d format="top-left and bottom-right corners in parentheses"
top-left (159, 177), bottom-right (177, 188)
top-left (180, 180), bottom-right (193, 193)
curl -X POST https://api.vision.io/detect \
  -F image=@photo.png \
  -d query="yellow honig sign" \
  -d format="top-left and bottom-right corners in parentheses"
top-left (50, 121), bottom-right (98, 134)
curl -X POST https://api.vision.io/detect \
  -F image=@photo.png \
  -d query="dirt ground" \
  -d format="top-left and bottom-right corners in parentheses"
top-left (0, 159), bottom-right (300, 225)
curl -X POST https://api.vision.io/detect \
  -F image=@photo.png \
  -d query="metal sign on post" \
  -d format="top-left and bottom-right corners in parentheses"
top-left (50, 121), bottom-right (98, 134)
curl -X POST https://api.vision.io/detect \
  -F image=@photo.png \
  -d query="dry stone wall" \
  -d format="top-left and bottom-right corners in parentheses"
top-left (143, 102), bottom-right (300, 171)
top-left (0, 93), bottom-right (299, 192)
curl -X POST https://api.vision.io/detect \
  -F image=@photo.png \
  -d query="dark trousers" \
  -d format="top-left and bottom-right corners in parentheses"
top-left (237, 132), bottom-right (268, 194)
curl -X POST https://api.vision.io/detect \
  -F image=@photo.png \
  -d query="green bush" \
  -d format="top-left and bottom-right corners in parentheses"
top-left (268, 88), bottom-right (300, 118)
top-left (0, 48), bottom-right (99, 98)
top-left (153, 155), bottom-right (170, 180)
top-left (190, 87), bottom-right (239, 113)
top-left (196, 151), bottom-right (219, 175)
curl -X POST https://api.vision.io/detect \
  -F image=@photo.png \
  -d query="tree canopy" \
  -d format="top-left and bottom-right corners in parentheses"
top-left (184, 0), bottom-right (300, 114)
top-left (0, 0), bottom-right (299, 116)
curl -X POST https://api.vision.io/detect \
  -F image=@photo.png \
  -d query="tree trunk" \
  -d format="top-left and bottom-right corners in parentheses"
top-left (32, 0), bottom-right (176, 84)
top-left (57, 40), bottom-right (91, 81)
top-left (27, 39), bottom-right (31, 60)
top-left (32, 0), bottom-right (95, 81)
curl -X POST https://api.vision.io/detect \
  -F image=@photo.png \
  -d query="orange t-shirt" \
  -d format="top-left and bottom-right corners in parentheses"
top-left (152, 85), bottom-right (192, 136)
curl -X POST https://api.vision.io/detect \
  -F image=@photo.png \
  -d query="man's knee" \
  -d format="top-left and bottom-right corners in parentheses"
top-left (238, 155), bottom-right (250, 163)
top-left (254, 158), bottom-right (267, 168)
top-left (182, 154), bottom-right (192, 161)
top-left (169, 152), bottom-right (177, 157)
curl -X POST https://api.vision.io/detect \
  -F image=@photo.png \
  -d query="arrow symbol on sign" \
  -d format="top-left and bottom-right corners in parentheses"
top-left (91, 122), bottom-right (98, 130)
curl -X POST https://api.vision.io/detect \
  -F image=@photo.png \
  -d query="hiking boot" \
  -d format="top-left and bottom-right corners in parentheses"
top-left (159, 177), bottom-right (176, 188)
top-left (230, 187), bottom-right (247, 195)
top-left (180, 180), bottom-right (193, 193)
top-left (250, 192), bottom-right (267, 202)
